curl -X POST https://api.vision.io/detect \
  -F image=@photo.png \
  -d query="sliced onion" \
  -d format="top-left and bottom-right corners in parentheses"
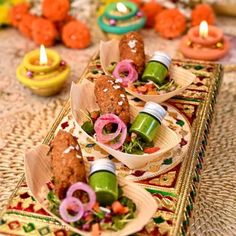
top-left (94, 115), bottom-right (122, 142)
top-left (59, 196), bottom-right (84, 223)
top-left (66, 182), bottom-right (96, 211)
top-left (94, 114), bottom-right (127, 150)
top-left (112, 60), bottom-right (138, 87)
top-left (107, 124), bottom-right (127, 150)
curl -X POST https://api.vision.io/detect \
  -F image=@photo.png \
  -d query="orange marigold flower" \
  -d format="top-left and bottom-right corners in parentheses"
top-left (9, 3), bottom-right (29, 27)
top-left (155, 9), bottom-right (186, 39)
top-left (42, 0), bottom-right (70, 22)
top-left (62, 20), bottom-right (91, 49)
top-left (18, 14), bottom-right (37, 39)
top-left (130, 0), bottom-right (143, 7)
top-left (141, 1), bottom-right (163, 28)
top-left (191, 4), bottom-right (215, 26)
top-left (32, 18), bottom-right (58, 46)
top-left (54, 14), bottom-right (75, 35)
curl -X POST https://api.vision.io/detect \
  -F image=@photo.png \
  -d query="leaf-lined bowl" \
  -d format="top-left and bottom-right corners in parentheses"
top-left (99, 40), bottom-right (196, 103)
top-left (24, 144), bottom-right (158, 236)
top-left (70, 81), bottom-right (180, 169)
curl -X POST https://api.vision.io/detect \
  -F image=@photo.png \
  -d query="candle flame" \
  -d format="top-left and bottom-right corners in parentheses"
top-left (116, 2), bottom-right (128, 13)
top-left (199, 21), bottom-right (208, 38)
top-left (39, 44), bottom-right (48, 65)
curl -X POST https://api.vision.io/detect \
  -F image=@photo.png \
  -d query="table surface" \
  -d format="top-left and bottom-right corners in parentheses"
top-left (0, 16), bottom-right (235, 235)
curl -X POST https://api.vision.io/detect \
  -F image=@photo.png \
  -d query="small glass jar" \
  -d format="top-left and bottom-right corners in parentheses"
top-left (89, 159), bottom-right (118, 206)
top-left (130, 102), bottom-right (167, 143)
top-left (141, 52), bottom-right (171, 86)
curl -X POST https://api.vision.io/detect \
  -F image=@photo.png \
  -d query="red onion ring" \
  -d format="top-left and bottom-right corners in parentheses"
top-left (94, 114), bottom-right (127, 150)
top-left (112, 60), bottom-right (138, 87)
top-left (94, 115), bottom-right (122, 143)
top-left (59, 196), bottom-right (84, 223)
top-left (66, 182), bottom-right (96, 211)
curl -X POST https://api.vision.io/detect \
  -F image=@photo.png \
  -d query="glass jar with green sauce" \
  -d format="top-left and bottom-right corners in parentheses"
top-left (89, 159), bottom-right (118, 206)
top-left (130, 102), bottom-right (167, 143)
top-left (141, 52), bottom-right (171, 86)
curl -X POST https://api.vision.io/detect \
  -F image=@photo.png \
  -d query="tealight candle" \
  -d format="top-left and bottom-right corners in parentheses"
top-left (98, 1), bottom-right (146, 38)
top-left (179, 21), bottom-right (230, 61)
top-left (16, 45), bottom-right (70, 96)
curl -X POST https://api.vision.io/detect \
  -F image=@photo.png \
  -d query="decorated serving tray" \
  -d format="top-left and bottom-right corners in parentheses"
top-left (0, 53), bottom-right (223, 236)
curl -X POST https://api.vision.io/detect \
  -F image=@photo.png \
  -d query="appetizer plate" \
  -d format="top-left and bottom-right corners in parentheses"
top-left (24, 144), bottom-right (158, 236)
top-left (99, 40), bottom-right (196, 103)
top-left (57, 103), bottom-right (191, 181)
top-left (70, 81), bottom-right (180, 169)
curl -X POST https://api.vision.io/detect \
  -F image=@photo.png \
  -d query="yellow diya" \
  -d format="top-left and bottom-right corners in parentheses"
top-left (16, 45), bottom-right (70, 96)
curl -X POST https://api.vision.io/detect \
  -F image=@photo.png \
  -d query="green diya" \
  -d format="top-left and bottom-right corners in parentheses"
top-left (98, 1), bottom-right (146, 38)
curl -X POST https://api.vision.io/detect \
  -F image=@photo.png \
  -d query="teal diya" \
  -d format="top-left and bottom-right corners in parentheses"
top-left (98, 1), bottom-right (146, 38)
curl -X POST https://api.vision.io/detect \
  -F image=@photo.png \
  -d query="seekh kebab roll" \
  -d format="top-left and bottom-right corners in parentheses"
top-left (119, 31), bottom-right (145, 75)
top-left (94, 75), bottom-right (130, 125)
top-left (50, 130), bottom-right (86, 200)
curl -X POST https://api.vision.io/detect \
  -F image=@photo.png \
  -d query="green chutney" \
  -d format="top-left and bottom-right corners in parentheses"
top-left (89, 159), bottom-right (118, 206)
top-left (141, 52), bottom-right (171, 86)
top-left (130, 102), bottom-right (167, 143)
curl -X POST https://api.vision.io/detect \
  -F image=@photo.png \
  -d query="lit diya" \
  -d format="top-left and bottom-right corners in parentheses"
top-left (98, 1), bottom-right (146, 38)
top-left (179, 21), bottom-right (230, 61)
top-left (16, 45), bottom-right (70, 96)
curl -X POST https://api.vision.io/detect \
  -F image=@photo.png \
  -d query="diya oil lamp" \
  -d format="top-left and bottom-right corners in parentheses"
top-left (16, 45), bottom-right (70, 96)
top-left (98, 1), bottom-right (146, 38)
top-left (179, 21), bottom-right (230, 61)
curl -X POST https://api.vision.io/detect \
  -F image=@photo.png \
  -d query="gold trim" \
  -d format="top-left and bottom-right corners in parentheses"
top-left (171, 61), bottom-right (223, 235)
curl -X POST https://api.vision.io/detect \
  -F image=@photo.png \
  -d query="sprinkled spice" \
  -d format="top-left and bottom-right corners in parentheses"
top-left (113, 85), bottom-right (120, 90)
top-left (128, 39), bottom-right (137, 49)
top-left (115, 79), bottom-right (122, 83)
top-left (63, 146), bottom-right (75, 154)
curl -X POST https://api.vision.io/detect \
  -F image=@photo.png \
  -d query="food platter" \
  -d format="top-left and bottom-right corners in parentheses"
top-left (0, 31), bottom-right (223, 236)
top-left (24, 144), bottom-right (157, 236)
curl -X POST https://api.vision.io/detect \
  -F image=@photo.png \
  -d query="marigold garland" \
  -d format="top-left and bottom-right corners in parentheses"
top-left (141, 1), bottom-right (163, 28)
top-left (54, 14), bottom-right (75, 35)
top-left (191, 4), bottom-right (215, 26)
top-left (32, 18), bottom-right (58, 46)
top-left (18, 13), bottom-right (37, 39)
top-left (9, 3), bottom-right (29, 27)
top-left (62, 20), bottom-right (91, 49)
top-left (42, 0), bottom-right (70, 22)
top-left (155, 8), bottom-right (186, 39)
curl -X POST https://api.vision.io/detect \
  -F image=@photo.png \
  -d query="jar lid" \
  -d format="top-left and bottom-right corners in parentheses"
top-left (142, 102), bottom-right (167, 123)
top-left (90, 159), bottom-right (116, 175)
top-left (150, 51), bottom-right (171, 69)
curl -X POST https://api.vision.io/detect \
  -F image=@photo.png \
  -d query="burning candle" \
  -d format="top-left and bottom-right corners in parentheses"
top-left (16, 45), bottom-right (70, 96)
top-left (179, 21), bottom-right (230, 61)
top-left (116, 2), bottom-right (129, 14)
top-left (199, 21), bottom-right (208, 38)
top-left (98, 1), bottom-right (146, 38)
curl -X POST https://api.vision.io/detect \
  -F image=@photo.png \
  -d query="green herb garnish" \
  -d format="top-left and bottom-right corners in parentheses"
top-left (47, 191), bottom-right (60, 216)
top-left (81, 121), bottom-right (94, 135)
top-left (122, 136), bottom-right (153, 155)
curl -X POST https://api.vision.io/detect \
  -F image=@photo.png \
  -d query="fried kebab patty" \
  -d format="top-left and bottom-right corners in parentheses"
top-left (119, 31), bottom-right (145, 75)
top-left (94, 75), bottom-right (130, 125)
top-left (50, 130), bottom-right (86, 200)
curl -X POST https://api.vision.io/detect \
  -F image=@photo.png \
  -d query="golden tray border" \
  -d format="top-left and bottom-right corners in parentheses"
top-left (0, 53), bottom-right (223, 235)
